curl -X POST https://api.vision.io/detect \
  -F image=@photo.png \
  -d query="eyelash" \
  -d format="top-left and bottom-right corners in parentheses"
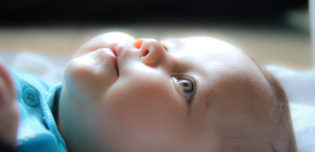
top-left (162, 43), bottom-right (168, 51)
top-left (172, 75), bottom-right (196, 103)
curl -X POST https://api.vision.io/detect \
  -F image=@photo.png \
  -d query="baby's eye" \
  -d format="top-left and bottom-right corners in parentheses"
top-left (161, 42), bottom-right (168, 52)
top-left (163, 44), bottom-right (168, 51)
top-left (179, 79), bottom-right (193, 92)
top-left (174, 76), bottom-right (196, 103)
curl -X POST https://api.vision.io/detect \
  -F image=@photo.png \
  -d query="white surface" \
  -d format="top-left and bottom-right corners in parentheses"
top-left (0, 52), bottom-right (68, 85)
top-left (310, 0), bottom-right (315, 67)
top-left (290, 102), bottom-right (315, 152)
top-left (1, 52), bottom-right (315, 151)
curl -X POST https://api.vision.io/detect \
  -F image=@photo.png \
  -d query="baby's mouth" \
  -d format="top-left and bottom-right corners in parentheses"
top-left (111, 48), bottom-right (120, 76)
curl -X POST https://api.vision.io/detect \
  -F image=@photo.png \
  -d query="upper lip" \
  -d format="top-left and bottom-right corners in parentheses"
top-left (112, 45), bottom-right (123, 57)
top-left (112, 49), bottom-right (119, 57)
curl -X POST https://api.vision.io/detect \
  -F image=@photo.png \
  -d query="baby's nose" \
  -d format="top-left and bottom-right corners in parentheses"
top-left (133, 39), bottom-right (167, 67)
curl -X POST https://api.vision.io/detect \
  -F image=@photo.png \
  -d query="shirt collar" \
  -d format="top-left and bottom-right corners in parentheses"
top-left (41, 82), bottom-right (67, 151)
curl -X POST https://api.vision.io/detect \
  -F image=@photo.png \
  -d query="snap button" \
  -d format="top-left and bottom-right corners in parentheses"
top-left (22, 87), bottom-right (40, 107)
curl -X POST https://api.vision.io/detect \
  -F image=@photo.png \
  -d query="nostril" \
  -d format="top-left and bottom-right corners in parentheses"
top-left (141, 48), bottom-right (150, 57)
top-left (133, 40), bottom-right (143, 49)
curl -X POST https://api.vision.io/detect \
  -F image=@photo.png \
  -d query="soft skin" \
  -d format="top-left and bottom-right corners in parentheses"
top-left (0, 63), bottom-right (19, 146)
top-left (59, 32), bottom-right (293, 152)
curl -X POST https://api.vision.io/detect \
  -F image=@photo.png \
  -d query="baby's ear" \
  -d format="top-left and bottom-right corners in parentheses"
top-left (0, 63), bottom-right (15, 106)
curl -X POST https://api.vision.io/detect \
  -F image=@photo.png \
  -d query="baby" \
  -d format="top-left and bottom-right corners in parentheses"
top-left (0, 32), bottom-right (296, 152)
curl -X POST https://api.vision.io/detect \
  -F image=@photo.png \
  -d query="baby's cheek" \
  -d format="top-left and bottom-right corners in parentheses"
top-left (100, 82), bottom-right (187, 145)
top-left (105, 92), bottom-right (181, 127)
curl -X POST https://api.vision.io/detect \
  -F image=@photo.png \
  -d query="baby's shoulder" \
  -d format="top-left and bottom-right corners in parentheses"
top-left (9, 68), bottom-right (49, 93)
top-left (8, 68), bottom-right (67, 152)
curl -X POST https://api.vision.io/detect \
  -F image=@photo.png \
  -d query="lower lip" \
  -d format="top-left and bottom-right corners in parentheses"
top-left (113, 57), bottom-right (119, 76)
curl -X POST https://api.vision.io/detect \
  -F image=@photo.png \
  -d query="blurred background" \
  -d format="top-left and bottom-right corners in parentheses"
top-left (0, 0), bottom-right (310, 69)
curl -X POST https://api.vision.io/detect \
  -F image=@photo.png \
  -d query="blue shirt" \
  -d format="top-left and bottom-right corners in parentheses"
top-left (9, 68), bottom-right (67, 152)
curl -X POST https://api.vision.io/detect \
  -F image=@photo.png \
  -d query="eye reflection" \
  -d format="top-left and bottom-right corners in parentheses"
top-left (178, 79), bottom-right (193, 92)
top-left (162, 43), bottom-right (169, 52)
top-left (173, 76), bottom-right (196, 103)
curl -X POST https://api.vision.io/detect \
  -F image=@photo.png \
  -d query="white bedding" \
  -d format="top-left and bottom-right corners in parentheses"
top-left (1, 52), bottom-right (314, 151)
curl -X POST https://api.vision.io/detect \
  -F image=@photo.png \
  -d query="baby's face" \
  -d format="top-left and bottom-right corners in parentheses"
top-left (59, 33), bottom-right (283, 151)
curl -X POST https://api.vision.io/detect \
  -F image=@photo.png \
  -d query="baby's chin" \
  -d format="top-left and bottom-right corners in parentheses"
top-left (64, 51), bottom-right (120, 103)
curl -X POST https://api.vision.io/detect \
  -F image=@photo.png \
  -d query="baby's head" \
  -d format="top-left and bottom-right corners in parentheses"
top-left (58, 32), bottom-right (296, 152)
